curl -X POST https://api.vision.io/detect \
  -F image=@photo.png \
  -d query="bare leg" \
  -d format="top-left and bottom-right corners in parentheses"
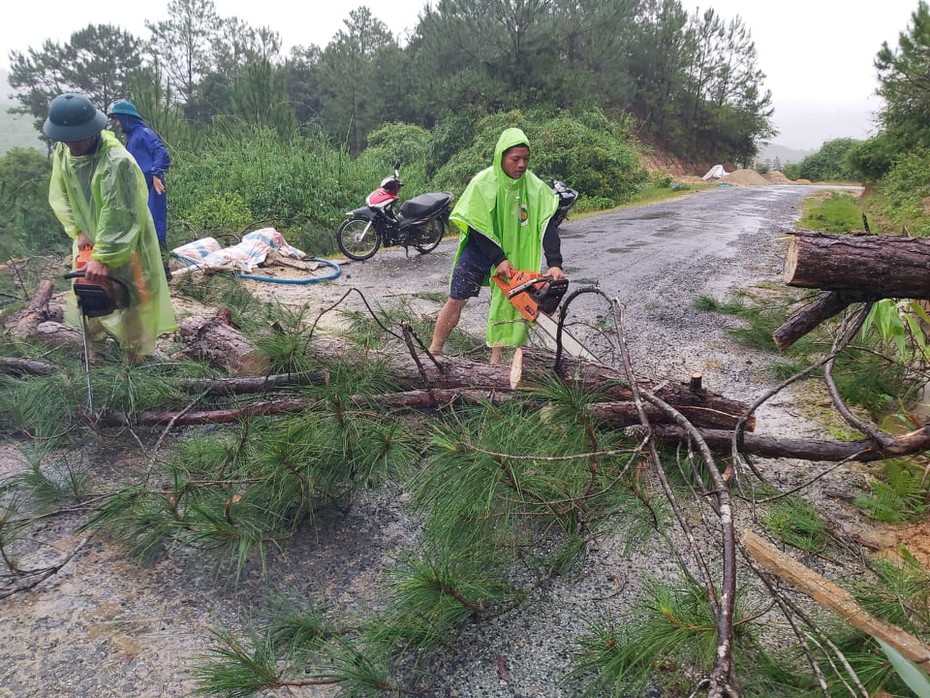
top-left (429, 298), bottom-right (467, 355)
top-left (490, 346), bottom-right (504, 364)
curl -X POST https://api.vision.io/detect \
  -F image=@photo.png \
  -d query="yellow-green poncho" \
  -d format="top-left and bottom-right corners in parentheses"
top-left (450, 128), bottom-right (558, 348)
top-left (49, 130), bottom-right (176, 356)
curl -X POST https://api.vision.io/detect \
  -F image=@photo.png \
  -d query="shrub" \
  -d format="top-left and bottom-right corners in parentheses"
top-left (432, 109), bottom-right (649, 205)
top-left (0, 147), bottom-right (64, 260)
top-left (873, 146), bottom-right (930, 237)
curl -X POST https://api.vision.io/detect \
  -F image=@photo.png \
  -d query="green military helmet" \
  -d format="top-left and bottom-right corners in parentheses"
top-left (107, 99), bottom-right (142, 120)
top-left (43, 93), bottom-right (108, 142)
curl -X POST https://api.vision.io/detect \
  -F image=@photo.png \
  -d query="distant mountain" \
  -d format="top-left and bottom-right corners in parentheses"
top-left (0, 69), bottom-right (43, 155)
top-left (756, 142), bottom-right (815, 167)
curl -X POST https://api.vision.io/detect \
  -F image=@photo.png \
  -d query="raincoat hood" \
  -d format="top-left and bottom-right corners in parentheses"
top-left (493, 127), bottom-right (529, 181)
top-left (114, 114), bottom-right (145, 133)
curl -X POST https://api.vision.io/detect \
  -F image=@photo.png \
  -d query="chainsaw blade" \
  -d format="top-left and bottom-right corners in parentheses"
top-left (532, 312), bottom-right (598, 361)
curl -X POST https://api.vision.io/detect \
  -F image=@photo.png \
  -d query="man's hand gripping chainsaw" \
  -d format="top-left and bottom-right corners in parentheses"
top-left (491, 269), bottom-right (569, 322)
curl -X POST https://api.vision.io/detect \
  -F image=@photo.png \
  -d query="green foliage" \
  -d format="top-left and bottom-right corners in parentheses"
top-left (855, 548), bottom-right (930, 633)
top-left (763, 495), bottom-right (829, 553)
top-left (693, 292), bottom-right (814, 358)
top-left (0, 148), bottom-right (64, 261)
top-left (794, 138), bottom-right (863, 182)
top-left (191, 630), bottom-right (283, 697)
top-left (172, 269), bottom-right (268, 334)
top-left (254, 303), bottom-right (319, 374)
top-left (798, 192), bottom-right (863, 233)
top-left (696, 284), bottom-right (917, 417)
top-left (830, 346), bottom-right (909, 416)
top-left (82, 487), bottom-right (180, 561)
top-left (81, 372), bottom-right (421, 576)
top-left (875, 1), bottom-right (930, 156)
top-left (854, 459), bottom-right (930, 523)
top-left (862, 299), bottom-right (930, 366)
top-left (873, 146), bottom-right (930, 237)
top-left (826, 629), bottom-right (918, 696)
top-left (878, 640), bottom-right (930, 698)
top-left (433, 109), bottom-right (649, 205)
top-left (7, 23), bottom-right (144, 134)
top-left (569, 576), bottom-right (802, 695)
top-left (414, 391), bottom-right (658, 554)
top-left (373, 547), bottom-right (517, 650)
top-left (8, 444), bottom-right (88, 508)
top-left (168, 125), bottom-right (365, 254)
top-left (363, 122), bottom-right (432, 168)
top-left (0, 371), bottom-right (82, 438)
top-left (845, 134), bottom-right (900, 182)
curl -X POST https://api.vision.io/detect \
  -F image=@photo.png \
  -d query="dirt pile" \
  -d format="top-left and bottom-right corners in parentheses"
top-left (722, 168), bottom-right (770, 185)
top-left (763, 170), bottom-right (794, 184)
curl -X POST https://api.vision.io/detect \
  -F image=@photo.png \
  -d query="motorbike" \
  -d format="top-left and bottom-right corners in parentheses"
top-left (551, 179), bottom-right (579, 229)
top-left (336, 162), bottom-right (454, 261)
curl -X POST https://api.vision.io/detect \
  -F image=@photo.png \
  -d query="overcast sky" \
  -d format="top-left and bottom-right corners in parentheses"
top-left (2, 0), bottom-right (921, 150)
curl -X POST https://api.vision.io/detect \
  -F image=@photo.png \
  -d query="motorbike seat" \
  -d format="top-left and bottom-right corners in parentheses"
top-left (399, 191), bottom-right (453, 221)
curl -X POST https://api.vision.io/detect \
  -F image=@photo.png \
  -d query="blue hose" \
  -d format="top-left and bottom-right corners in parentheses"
top-left (236, 257), bottom-right (341, 284)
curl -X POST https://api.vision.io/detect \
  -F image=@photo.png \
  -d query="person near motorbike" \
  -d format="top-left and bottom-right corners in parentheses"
top-left (429, 127), bottom-right (562, 364)
top-left (44, 93), bottom-right (176, 364)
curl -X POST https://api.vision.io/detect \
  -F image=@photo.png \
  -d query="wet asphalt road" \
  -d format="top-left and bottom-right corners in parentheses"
top-left (326, 183), bottom-right (855, 368)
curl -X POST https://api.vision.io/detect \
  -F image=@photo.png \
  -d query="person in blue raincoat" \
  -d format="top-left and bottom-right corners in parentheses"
top-left (107, 99), bottom-right (171, 247)
top-left (45, 93), bottom-right (176, 363)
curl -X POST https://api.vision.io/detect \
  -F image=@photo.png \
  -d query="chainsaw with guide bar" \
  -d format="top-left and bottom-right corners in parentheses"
top-left (491, 269), bottom-right (597, 361)
top-left (64, 247), bottom-right (130, 411)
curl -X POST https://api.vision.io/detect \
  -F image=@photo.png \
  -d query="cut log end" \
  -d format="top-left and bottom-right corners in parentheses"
top-left (689, 372), bottom-right (703, 392)
top-left (782, 235), bottom-right (799, 285)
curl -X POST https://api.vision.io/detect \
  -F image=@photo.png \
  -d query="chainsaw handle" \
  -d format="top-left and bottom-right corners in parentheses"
top-left (506, 275), bottom-right (554, 299)
top-left (64, 269), bottom-right (131, 294)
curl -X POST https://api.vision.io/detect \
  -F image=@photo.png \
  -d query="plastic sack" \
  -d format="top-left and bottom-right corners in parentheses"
top-left (171, 237), bottom-right (222, 265)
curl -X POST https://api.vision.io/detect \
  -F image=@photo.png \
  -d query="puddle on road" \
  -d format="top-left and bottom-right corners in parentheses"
top-left (624, 210), bottom-right (675, 221)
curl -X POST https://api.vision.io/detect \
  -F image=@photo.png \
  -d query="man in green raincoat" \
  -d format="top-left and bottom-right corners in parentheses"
top-left (44, 93), bottom-right (176, 363)
top-left (429, 127), bottom-right (563, 364)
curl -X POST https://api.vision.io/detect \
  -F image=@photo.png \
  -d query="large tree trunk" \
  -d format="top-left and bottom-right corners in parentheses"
top-left (784, 232), bottom-right (930, 297)
top-left (774, 232), bottom-right (930, 350)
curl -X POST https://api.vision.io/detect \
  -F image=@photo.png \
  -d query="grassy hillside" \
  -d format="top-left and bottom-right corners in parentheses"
top-left (0, 69), bottom-right (43, 155)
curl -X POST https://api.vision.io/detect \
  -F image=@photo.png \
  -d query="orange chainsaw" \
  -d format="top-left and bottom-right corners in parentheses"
top-left (492, 270), bottom-right (597, 360)
top-left (491, 270), bottom-right (568, 322)
top-left (64, 247), bottom-right (130, 411)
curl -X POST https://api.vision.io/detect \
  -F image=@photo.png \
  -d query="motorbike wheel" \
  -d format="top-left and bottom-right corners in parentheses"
top-left (337, 216), bottom-right (381, 261)
top-left (414, 217), bottom-right (445, 254)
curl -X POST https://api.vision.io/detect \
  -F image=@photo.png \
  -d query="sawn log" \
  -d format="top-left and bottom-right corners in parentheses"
top-left (775, 232), bottom-right (930, 350)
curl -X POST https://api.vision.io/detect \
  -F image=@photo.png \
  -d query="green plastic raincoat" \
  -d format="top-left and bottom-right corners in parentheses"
top-left (449, 128), bottom-right (558, 348)
top-left (49, 130), bottom-right (176, 357)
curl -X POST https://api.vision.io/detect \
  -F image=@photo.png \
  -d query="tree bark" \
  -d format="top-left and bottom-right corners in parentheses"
top-left (169, 311), bottom-right (269, 374)
top-left (0, 357), bottom-right (57, 376)
top-left (164, 323), bottom-right (756, 432)
top-left (784, 232), bottom-right (930, 298)
top-left (9, 280), bottom-right (56, 338)
top-left (772, 290), bottom-right (872, 351)
top-left (652, 424), bottom-right (930, 462)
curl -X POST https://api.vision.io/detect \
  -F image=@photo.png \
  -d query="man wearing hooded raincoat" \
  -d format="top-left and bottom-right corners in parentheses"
top-left (429, 128), bottom-right (562, 364)
top-left (45, 93), bottom-right (176, 362)
top-left (107, 100), bottom-right (171, 246)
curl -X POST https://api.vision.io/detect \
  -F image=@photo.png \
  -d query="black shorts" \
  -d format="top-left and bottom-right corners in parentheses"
top-left (449, 238), bottom-right (495, 300)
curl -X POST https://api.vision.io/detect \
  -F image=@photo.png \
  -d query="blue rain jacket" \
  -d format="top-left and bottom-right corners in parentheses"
top-left (118, 115), bottom-right (171, 244)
